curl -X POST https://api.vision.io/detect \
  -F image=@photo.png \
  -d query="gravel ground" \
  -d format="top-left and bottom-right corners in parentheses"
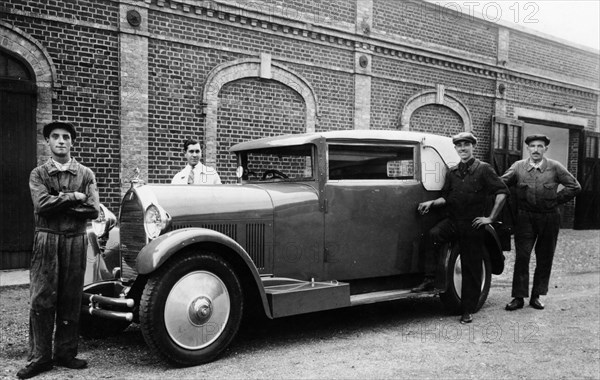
top-left (1, 229), bottom-right (598, 379)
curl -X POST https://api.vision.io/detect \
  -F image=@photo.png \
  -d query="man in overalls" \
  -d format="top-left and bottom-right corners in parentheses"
top-left (18, 122), bottom-right (99, 379)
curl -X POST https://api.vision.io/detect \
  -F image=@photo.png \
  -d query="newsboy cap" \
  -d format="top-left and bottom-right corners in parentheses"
top-left (524, 134), bottom-right (550, 146)
top-left (452, 132), bottom-right (477, 145)
top-left (43, 121), bottom-right (77, 141)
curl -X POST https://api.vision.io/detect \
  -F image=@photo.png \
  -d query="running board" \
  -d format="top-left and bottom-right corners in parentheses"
top-left (350, 288), bottom-right (438, 306)
top-left (265, 280), bottom-right (351, 318)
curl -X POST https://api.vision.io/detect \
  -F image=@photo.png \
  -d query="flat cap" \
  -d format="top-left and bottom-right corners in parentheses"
top-left (43, 121), bottom-right (77, 140)
top-left (524, 134), bottom-right (550, 145)
top-left (452, 132), bottom-right (477, 145)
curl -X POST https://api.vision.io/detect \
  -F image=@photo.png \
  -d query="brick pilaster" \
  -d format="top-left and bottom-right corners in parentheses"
top-left (119, 2), bottom-right (149, 194)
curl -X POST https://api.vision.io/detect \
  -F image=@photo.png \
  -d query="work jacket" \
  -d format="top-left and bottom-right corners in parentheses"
top-left (501, 158), bottom-right (581, 213)
top-left (442, 158), bottom-right (509, 222)
top-left (29, 158), bottom-right (99, 234)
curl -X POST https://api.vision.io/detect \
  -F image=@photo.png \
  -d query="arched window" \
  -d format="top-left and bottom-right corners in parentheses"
top-left (0, 49), bottom-right (33, 81)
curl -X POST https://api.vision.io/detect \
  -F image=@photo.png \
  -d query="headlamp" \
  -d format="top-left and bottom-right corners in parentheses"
top-left (144, 204), bottom-right (171, 239)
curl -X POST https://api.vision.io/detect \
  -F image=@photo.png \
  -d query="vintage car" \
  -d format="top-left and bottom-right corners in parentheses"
top-left (81, 130), bottom-right (507, 366)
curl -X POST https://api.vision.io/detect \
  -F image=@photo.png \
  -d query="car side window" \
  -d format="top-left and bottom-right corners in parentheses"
top-left (241, 144), bottom-right (315, 182)
top-left (328, 144), bottom-right (415, 180)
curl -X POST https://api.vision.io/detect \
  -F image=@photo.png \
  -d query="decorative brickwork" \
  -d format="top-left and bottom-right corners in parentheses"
top-left (216, 78), bottom-right (307, 183)
top-left (0, 21), bottom-right (55, 163)
top-left (409, 104), bottom-right (464, 137)
top-left (401, 87), bottom-right (473, 132)
top-left (201, 57), bottom-right (319, 169)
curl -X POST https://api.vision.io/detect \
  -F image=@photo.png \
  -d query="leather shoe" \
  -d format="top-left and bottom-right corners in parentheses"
top-left (411, 278), bottom-right (434, 292)
top-left (460, 313), bottom-right (473, 324)
top-left (530, 296), bottom-right (545, 310)
top-left (505, 297), bottom-right (524, 311)
top-left (17, 361), bottom-right (53, 379)
top-left (55, 357), bottom-right (88, 369)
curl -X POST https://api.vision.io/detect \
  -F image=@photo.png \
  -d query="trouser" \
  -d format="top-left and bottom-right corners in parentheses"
top-left (28, 231), bottom-right (87, 364)
top-left (511, 209), bottom-right (560, 298)
top-left (423, 218), bottom-right (485, 314)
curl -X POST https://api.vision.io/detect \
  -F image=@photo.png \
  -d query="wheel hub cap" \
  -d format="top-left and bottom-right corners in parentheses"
top-left (164, 271), bottom-right (231, 350)
top-left (189, 296), bottom-right (213, 325)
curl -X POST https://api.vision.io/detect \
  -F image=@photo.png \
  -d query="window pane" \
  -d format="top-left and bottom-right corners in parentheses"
top-left (587, 137), bottom-right (598, 158)
top-left (328, 144), bottom-right (415, 180)
top-left (244, 144), bottom-right (314, 181)
top-left (494, 124), bottom-right (506, 149)
top-left (508, 125), bottom-right (521, 151)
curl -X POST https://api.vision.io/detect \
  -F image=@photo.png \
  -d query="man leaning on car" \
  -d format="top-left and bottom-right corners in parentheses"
top-left (415, 132), bottom-right (508, 324)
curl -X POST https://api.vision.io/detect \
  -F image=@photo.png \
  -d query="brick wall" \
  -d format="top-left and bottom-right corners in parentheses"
top-left (370, 79), bottom-right (423, 130)
top-left (215, 78), bottom-right (306, 183)
top-left (1, 0), bottom-right (598, 223)
top-left (288, 64), bottom-right (355, 132)
top-left (509, 31), bottom-right (599, 83)
top-left (410, 104), bottom-right (463, 136)
top-left (373, 0), bottom-right (498, 57)
top-left (231, 0), bottom-right (356, 25)
top-left (146, 40), bottom-right (240, 184)
top-left (1, 0), bottom-right (122, 211)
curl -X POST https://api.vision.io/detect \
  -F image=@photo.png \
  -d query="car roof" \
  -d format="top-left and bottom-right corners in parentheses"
top-left (230, 130), bottom-right (458, 164)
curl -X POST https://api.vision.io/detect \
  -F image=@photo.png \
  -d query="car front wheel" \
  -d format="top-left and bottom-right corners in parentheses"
top-left (439, 243), bottom-right (491, 315)
top-left (139, 251), bottom-right (243, 366)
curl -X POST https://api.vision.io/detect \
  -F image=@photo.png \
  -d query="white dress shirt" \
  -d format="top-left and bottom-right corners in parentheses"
top-left (171, 163), bottom-right (222, 185)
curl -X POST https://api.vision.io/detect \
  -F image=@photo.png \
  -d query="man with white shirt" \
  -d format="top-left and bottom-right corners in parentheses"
top-left (171, 138), bottom-right (221, 185)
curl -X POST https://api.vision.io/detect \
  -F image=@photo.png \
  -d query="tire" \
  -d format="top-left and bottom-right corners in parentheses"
top-left (439, 243), bottom-right (492, 315)
top-left (139, 252), bottom-right (243, 366)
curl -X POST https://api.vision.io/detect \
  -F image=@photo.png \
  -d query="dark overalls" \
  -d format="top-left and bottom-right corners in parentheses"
top-left (501, 158), bottom-right (581, 298)
top-left (424, 158), bottom-right (508, 313)
top-left (28, 159), bottom-right (99, 364)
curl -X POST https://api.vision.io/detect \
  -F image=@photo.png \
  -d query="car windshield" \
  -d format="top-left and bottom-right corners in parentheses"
top-left (239, 144), bottom-right (314, 182)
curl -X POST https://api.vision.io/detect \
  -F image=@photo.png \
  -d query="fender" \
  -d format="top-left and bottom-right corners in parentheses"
top-left (136, 227), bottom-right (272, 317)
top-left (484, 224), bottom-right (505, 275)
top-left (437, 224), bottom-right (505, 289)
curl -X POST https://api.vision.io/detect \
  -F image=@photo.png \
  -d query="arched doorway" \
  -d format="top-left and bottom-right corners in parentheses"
top-left (0, 49), bottom-right (37, 269)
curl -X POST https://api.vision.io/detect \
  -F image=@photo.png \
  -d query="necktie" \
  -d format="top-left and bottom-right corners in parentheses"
top-left (187, 166), bottom-right (195, 184)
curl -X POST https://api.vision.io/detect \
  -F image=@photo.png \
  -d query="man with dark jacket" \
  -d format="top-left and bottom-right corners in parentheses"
top-left (18, 122), bottom-right (99, 379)
top-left (502, 134), bottom-right (581, 311)
top-left (415, 132), bottom-right (508, 324)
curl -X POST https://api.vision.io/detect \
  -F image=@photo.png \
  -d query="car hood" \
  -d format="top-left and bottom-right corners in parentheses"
top-left (129, 182), bottom-right (318, 222)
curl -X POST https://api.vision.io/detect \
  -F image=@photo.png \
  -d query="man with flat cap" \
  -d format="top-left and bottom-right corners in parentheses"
top-left (18, 122), bottom-right (99, 379)
top-left (502, 134), bottom-right (580, 311)
top-left (415, 132), bottom-right (508, 324)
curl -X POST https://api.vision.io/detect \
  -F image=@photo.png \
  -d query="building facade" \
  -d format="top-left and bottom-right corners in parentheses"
top-left (1, 0), bottom-right (599, 269)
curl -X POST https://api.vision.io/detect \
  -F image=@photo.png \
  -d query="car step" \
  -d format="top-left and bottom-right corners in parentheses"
top-left (350, 288), bottom-right (438, 306)
top-left (264, 280), bottom-right (351, 318)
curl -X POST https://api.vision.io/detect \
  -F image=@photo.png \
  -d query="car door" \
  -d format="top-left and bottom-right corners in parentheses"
top-left (323, 141), bottom-right (425, 280)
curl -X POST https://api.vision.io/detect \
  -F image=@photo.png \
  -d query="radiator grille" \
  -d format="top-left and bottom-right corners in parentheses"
top-left (172, 223), bottom-right (237, 240)
top-left (246, 223), bottom-right (265, 270)
top-left (119, 192), bottom-right (146, 280)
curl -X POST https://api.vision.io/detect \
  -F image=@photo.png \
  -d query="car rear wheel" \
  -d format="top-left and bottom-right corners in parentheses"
top-left (139, 251), bottom-right (243, 366)
top-left (439, 243), bottom-right (491, 315)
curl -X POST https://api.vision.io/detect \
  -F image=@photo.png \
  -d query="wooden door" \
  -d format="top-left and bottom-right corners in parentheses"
top-left (575, 132), bottom-right (600, 229)
top-left (0, 51), bottom-right (37, 269)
